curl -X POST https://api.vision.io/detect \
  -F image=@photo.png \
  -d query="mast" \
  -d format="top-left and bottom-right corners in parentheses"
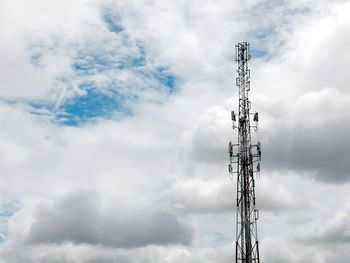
top-left (228, 42), bottom-right (262, 263)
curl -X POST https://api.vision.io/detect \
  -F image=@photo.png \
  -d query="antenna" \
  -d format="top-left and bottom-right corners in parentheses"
top-left (229, 42), bottom-right (262, 263)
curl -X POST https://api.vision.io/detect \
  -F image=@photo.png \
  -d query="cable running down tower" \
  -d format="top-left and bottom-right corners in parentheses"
top-left (228, 42), bottom-right (262, 263)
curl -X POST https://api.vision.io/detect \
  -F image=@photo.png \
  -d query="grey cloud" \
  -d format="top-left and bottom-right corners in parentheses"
top-left (263, 110), bottom-right (350, 183)
top-left (1, 244), bottom-right (230, 263)
top-left (28, 191), bottom-right (193, 248)
top-left (38, 255), bottom-right (75, 263)
top-left (305, 228), bottom-right (350, 245)
top-left (268, 128), bottom-right (350, 182)
top-left (299, 213), bottom-right (350, 245)
top-left (85, 259), bottom-right (119, 263)
top-left (84, 256), bottom-right (131, 263)
top-left (1, 249), bottom-right (75, 263)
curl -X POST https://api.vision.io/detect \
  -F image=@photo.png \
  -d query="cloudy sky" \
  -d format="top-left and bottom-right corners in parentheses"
top-left (0, 0), bottom-right (350, 262)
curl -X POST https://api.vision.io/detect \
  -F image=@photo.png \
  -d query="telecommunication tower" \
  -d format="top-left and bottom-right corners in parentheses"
top-left (228, 42), bottom-right (262, 263)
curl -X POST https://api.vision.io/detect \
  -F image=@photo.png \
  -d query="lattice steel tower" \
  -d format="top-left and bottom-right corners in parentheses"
top-left (228, 42), bottom-right (262, 263)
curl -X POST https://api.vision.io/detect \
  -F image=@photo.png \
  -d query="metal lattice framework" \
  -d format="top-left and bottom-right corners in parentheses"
top-left (228, 42), bottom-right (262, 263)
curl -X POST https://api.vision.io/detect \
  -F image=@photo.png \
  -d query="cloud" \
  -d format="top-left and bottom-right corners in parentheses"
top-left (262, 87), bottom-right (350, 183)
top-left (1, 0), bottom-right (350, 262)
top-left (299, 212), bottom-right (350, 245)
top-left (159, 179), bottom-right (233, 214)
top-left (28, 191), bottom-right (193, 248)
top-left (158, 175), bottom-right (302, 215)
top-left (181, 105), bottom-right (231, 165)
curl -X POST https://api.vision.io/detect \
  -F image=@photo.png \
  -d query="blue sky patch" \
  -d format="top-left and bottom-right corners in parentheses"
top-left (57, 85), bottom-right (128, 126)
top-left (29, 49), bottom-right (177, 127)
top-left (29, 84), bottom-right (131, 127)
top-left (25, 12), bottom-right (178, 127)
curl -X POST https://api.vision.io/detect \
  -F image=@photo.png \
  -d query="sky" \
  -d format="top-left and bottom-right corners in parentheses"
top-left (0, 0), bottom-right (350, 262)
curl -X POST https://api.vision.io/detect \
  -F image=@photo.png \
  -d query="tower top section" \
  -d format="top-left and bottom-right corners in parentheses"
top-left (235, 42), bottom-right (251, 63)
